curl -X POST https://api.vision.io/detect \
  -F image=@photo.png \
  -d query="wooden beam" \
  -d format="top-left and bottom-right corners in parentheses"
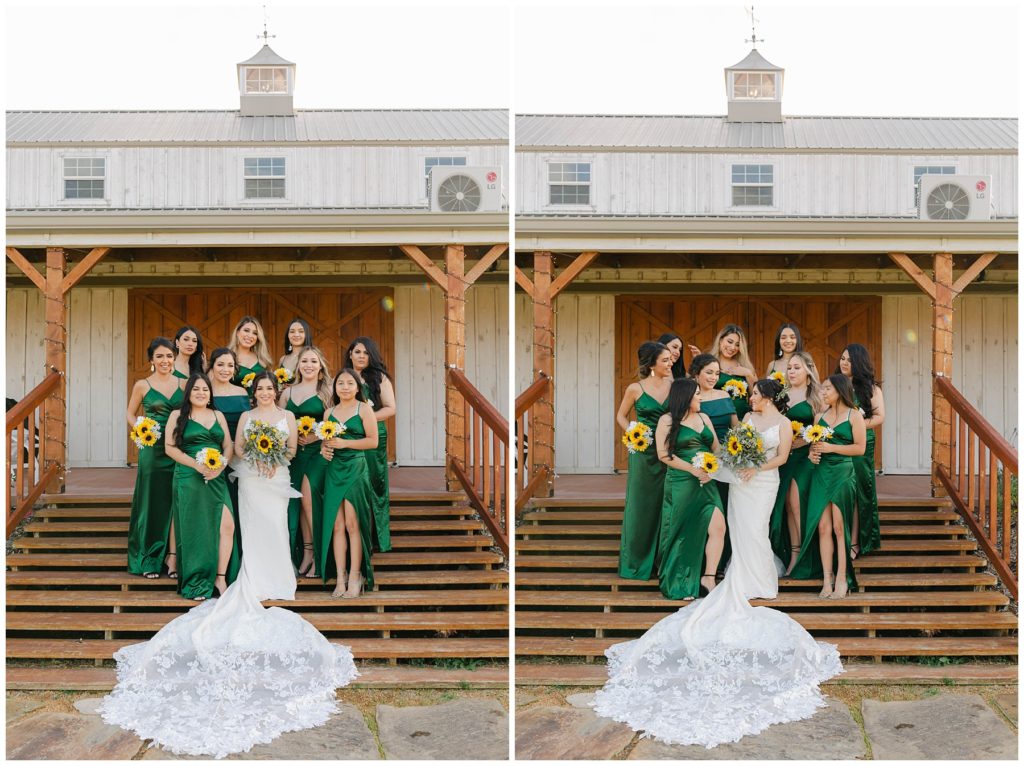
top-left (464, 244), bottom-right (507, 287)
top-left (532, 251), bottom-right (555, 498)
top-left (6, 247), bottom-right (46, 292)
top-left (444, 245), bottom-right (467, 489)
top-left (44, 247), bottom-right (67, 494)
top-left (932, 252), bottom-right (954, 498)
top-left (399, 245), bottom-right (447, 291)
top-left (952, 252), bottom-right (999, 295)
top-left (888, 252), bottom-right (936, 301)
top-left (550, 251), bottom-right (599, 300)
top-left (515, 267), bottom-right (535, 298)
top-left (60, 247), bottom-right (111, 294)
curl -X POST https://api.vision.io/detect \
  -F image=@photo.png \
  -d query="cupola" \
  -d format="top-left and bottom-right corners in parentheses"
top-left (724, 48), bottom-right (783, 122)
top-left (237, 44), bottom-right (296, 116)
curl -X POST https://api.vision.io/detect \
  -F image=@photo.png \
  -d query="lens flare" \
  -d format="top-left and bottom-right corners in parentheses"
top-left (381, 296), bottom-right (395, 312)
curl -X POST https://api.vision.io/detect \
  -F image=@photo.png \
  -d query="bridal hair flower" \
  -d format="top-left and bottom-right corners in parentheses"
top-left (621, 420), bottom-right (653, 454)
top-left (802, 423), bottom-right (834, 443)
top-left (131, 416), bottom-right (161, 449)
top-left (240, 372), bottom-right (256, 388)
top-left (722, 379), bottom-right (748, 399)
top-left (274, 367), bottom-right (294, 385)
top-left (691, 451), bottom-right (719, 475)
top-left (296, 415), bottom-right (316, 437)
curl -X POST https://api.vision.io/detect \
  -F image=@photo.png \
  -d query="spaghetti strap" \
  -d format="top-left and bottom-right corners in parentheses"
top-left (638, 382), bottom-right (647, 396)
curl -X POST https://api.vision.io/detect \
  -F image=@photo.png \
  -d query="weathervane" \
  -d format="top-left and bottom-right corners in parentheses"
top-left (258, 4), bottom-right (276, 44)
top-left (744, 6), bottom-right (763, 47)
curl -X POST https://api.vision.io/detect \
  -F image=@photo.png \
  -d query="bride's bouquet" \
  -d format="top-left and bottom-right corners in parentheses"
top-left (721, 423), bottom-right (767, 469)
top-left (242, 420), bottom-right (290, 471)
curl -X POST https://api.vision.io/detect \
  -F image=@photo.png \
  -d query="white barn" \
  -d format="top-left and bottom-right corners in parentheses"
top-left (514, 48), bottom-right (1017, 482)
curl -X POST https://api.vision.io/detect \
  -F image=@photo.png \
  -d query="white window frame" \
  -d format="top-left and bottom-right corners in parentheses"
top-left (422, 154), bottom-right (469, 200)
top-left (908, 160), bottom-right (958, 211)
top-left (728, 161), bottom-right (777, 211)
top-left (240, 155), bottom-right (289, 203)
top-left (57, 152), bottom-right (110, 205)
top-left (730, 71), bottom-right (778, 100)
top-left (543, 157), bottom-right (595, 210)
top-left (243, 66), bottom-right (290, 94)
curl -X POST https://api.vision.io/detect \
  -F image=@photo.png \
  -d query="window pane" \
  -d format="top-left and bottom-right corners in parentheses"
top-left (550, 184), bottom-right (590, 205)
top-left (65, 179), bottom-right (104, 198)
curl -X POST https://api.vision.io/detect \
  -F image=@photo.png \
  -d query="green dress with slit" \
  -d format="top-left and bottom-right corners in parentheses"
top-left (286, 393), bottom-right (328, 568)
top-left (853, 396), bottom-right (882, 555)
top-left (212, 392), bottom-right (250, 555)
top-left (318, 407), bottom-right (375, 590)
top-left (657, 421), bottom-right (723, 600)
top-left (715, 370), bottom-right (750, 421)
top-left (362, 381), bottom-right (391, 552)
top-left (618, 387), bottom-right (668, 581)
top-left (790, 414), bottom-right (859, 591)
top-left (769, 399), bottom-right (815, 561)
top-left (127, 384), bottom-right (184, 576)
top-left (172, 418), bottom-right (240, 599)
top-left (700, 395), bottom-right (735, 563)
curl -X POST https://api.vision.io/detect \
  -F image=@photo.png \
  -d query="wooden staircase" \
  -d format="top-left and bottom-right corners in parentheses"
top-left (515, 496), bottom-right (1017, 671)
top-left (7, 490), bottom-right (508, 688)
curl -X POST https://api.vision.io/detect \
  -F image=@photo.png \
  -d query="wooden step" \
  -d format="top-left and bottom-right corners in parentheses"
top-left (7, 610), bottom-right (509, 633)
top-left (514, 538), bottom-right (976, 553)
top-left (12, 534), bottom-right (496, 551)
top-left (515, 570), bottom-right (998, 589)
top-left (7, 637), bottom-right (509, 661)
top-left (513, 554), bottom-right (988, 570)
top-left (520, 509), bottom-right (961, 524)
top-left (7, 551), bottom-right (505, 568)
top-left (6, 569), bottom-right (508, 588)
top-left (6, 589), bottom-right (509, 609)
top-left (515, 610), bottom-right (1017, 631)
top-left (22, 519), bottom-right (486, 534)
top-left (515, 524), bottom-right (965, 538)
top-left (526, 496), bottom-right (952, 510)
top-left (514, 590), bottom-right (1008, 609)
top-left (515, 636), bottom-right (1019, 658)
top-left (29, 505), bottom-right (477, 520)
top-left (39, 491), bottom-right (468, 506)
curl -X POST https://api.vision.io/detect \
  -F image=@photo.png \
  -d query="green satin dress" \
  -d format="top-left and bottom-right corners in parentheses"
top-left (362, 381), bottom-right (391, 552)
top-left (318, 407), bottom-right (375, 590)
top-left (715, 370), bottom-right (750, 421)
top-left (234, 361), bottom-right (266, 387)
top-left (172, 369), bottom-right (189, 381)
top-left (657, 422), bottom-right (724, 600)
top-left (769, 399), bottom-right (815, 561)
top-left (172, 418), bottom-right (240, 599)
top-left (212, 392), bottom-right (250, 555)
top-left (853, 396), bottom-right (882, 555)
top-left (286, 393), bottom-right (328, 568)
top-left (618, 387), bottom-right (668, 581)
top-left (700, 395), bottom-right (736, 559)
top-left (127, 383), bottom-right (184, 576)
top-left (790, 414), bottom-right (859, 591)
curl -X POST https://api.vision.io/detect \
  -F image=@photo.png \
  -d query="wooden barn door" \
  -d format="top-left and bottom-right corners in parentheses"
top-left (614, 295), bottom-right (882, 471)
top-left (127, 288), bottom-right (395, 464)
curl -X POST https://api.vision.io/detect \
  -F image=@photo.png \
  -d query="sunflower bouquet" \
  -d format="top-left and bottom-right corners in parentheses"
top-left (194, 447), bottom-right (224, 482)
top-left (721, 423), bottom-right (767, 470)
top-left (722, 378), bottom-right (748, 399)
top-left (240, 372), bottom-right (256, 389)
top-left (242, 420), bottom-right (290, 471)
top-left (801, 423), bottom-right (834, 444)
top-left (274, 367), bottom-right (294, 386)
top-left (768, 370), bottom-right (787, 387)
top-left (621, 420), bottom-right (653, 455)
top-left (130, 416), bottom-right (161, 449)
top-left (315, 419), bottom-right (346, 441)
top-left (690, 451), bottom-right (720, 476)
top-left (296, 415), bottom-right (317, 438)
top-left (791, 419), bottom-right (807, 437)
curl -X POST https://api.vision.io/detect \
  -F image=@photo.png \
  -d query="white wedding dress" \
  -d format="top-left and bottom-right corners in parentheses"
top-left (98, 417), bottom-right (359, 759)
top-left (592, 423), bottom-right (843, 748)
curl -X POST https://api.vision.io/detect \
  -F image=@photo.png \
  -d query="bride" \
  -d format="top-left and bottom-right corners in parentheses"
top-left (99, 371), bottom-right (358, 759)
top-left (593, 378), bottom-right (843, 748)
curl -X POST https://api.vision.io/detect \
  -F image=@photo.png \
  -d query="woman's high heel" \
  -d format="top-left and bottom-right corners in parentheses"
top-left (215, 572), bottom-right (228, 597)
top-left (818, 572), bottom-right (834, 599)
top-left (298, 543), bottom-right (316, 578)
top-left (699, 572), bottom-right (717, 597)
top-left (784, 546), bottom-right (800, 577)
top-left (165, 551), bottom-right (178, 580)
top-left (343, 572), bottom-right (365, 599)
top-left (331, 572), bottom-right (348, 599)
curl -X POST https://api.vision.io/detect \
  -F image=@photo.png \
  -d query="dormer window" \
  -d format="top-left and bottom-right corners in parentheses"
top-left (245, 67), bottom-right (288, 94)
top-left (732, 72), bottom-right (776, 100)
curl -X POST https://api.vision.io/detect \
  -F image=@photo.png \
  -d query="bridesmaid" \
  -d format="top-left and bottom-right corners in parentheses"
top-left (614, 341), bottom-right (673, 581)
top-left (837, 344), bottom-right (884, 559)
top-left (172, 325), bottom-right (205, 380)
top-left (207, 347), bottom-right (250, 552)
top-left (319, 368), bottom-right (379, 598)
top-left (771, 351), bottom-right (823, 573)
top-left (792, 374), bottom-right (866, 600)
top-left (280, 345), bottom-right (333, 576)
top-left (654, 377), bottom-right (725, 601)
top-left (278, 318), bottom-right (312, 375)
top-left (125, 338), bottom-right (184, 578)
top-left (765, 323), bottom-right (803, 378)
top-left (164, 373), bottom-right (240, 600)
top-left (345, 337), bottom-right (397, 553)
top-left (689, 324), bottom-right (757, 420)
top-left (656, 332), bottom-right (686, 379)
top-left (228, 316), bottom-right (274, 386)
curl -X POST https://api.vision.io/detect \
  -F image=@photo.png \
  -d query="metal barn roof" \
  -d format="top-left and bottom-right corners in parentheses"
top-left (516, 114), bottom-right (1018, 152)
top-left (6, 109), bottom-right (508, 145)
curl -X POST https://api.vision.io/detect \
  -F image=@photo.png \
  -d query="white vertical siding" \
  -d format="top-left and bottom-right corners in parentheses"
top-left (6, 288), bottom-right (46, 400)
top-left (464, 284), bottom-right (510, 418)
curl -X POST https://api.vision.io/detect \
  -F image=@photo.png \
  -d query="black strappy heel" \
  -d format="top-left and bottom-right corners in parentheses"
top-left (298, 543), bottom-right (316, 577)
top-left (699, 572), bottom-right (717, 597)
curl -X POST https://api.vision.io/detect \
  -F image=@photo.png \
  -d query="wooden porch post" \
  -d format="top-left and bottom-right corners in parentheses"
top-left (532, 252), bottom-right (555, 497)
top-left (444, 244), bottom-right (467, 488)
top-left (44, 247), bottom-right (67, 493)
top-left (931, 252), bottom-right (954, 497)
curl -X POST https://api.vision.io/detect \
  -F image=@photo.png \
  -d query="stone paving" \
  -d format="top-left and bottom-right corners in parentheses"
top-left (515, 687), bottom-right (1019, 760)
top-left (6, 690), bottom-right (508, 760)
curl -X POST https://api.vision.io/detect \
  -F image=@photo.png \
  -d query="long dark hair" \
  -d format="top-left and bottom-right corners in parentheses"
top-left (773, 323), bottom-right (804, 360)
top-left (688, 353), bottom-right (719, 380)
top-left (174, 325), bottom-right (205, 376)
top-left (826, 373), bottom-right (857, 411)
top-left (331, 368), bottom-right (367, 406)
top-left (656, 332), bottom-right (685, 378)
top-left (205, 347), bottom-right (237, 376)
top-left (282, 318), bottom-right (312, 356)
top-left (247, 370), bottom-right (280, 406)
top-left (345, 336), bottom-right (389, 409)
top-left (836, 344), bottom-right (879, 417)
top-left (752, 378), bottom-right (790, 415)
top-left (637, 341), bottom-right (669, 378)
top-left (173, 373), bottom-right (217, 448)
top-left (147, 336), bottom-right (175, 361)
top-left (663, 377), bottom-right (699, 457)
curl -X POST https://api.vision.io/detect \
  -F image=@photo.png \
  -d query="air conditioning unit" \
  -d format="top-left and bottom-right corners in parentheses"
top-left (919, 175), bottom-right (992, 221)
top-left (429, 166), bottom-right (502, 212)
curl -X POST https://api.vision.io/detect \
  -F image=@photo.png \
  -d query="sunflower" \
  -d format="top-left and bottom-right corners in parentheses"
top-left (699, 453), bottom-right (719, 473)
top-left (727, 436), bottom-right (742, 456)
top-left (756, 438), bottom-right (764, 451)
top-left (316, 421), bottom-right (338, 441)
top-left (274, 367), bottom-right (293, 385)
top-left (204, 452), bottom-right (222, 470)
top-left (791, 419), bottom-right (804, 436)
top-left (804, 424), bottom-right (826, 443)
top-left (769, 370), bottom-right (786, 386)
top-left (633, 436), bottom-right (650, 452)
top-left (140, 431), bottom-right (157, 447)
top-left (297, 416), bottom-right (316, 437)
top-left (241, 372), bottom-right (256, 388)
top-left (256, 435), bottom-right (273, 454)
top-left (135, 421), bottom-right (152, 437)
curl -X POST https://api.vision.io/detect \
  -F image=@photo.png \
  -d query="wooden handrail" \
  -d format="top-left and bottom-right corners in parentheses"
top-left (7, 372), bottom-right (61, 537)
top-left (514, 373), bottom-right (552, 515)
top-left (515, 373), bottom-right (550, 419)
top-left (934, 375), bottom-right (1018, 600)
top-left (446, 368), bottom-right (509, 556)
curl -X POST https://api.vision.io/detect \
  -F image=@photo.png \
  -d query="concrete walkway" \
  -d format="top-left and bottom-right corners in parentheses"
top-left (515, 686), bottom-right (1018, 760)
top-left (7, 689), bottom-right (509, 760)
